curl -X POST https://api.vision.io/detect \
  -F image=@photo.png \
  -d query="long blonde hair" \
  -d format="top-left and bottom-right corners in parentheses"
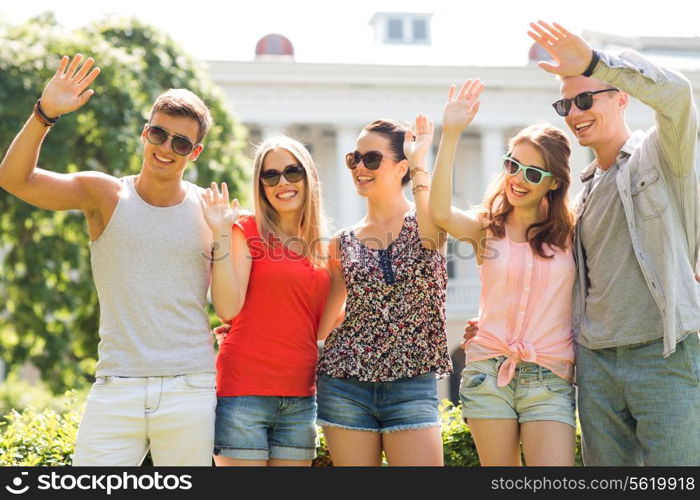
top-left (252, 136), bottom-right (328, 267)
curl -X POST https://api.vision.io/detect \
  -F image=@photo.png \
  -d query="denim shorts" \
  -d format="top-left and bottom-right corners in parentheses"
top-left (459, 357), bottom-right (576, 428)
top-left (316, 373), bottom-right (441, 433)
top-left (214, 395), bottom-right (318, 461)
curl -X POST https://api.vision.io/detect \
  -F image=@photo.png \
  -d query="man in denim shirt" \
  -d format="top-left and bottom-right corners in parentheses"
top-left (529, 21), bottom-right (700, 465)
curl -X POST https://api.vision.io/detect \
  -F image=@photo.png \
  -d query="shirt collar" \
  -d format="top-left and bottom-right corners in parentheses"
top-left (579, 130), bottom-right (644, 182)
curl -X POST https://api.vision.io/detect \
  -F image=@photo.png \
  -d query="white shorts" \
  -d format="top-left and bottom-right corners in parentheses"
top-left (72, 373), bottom-right (216, 466)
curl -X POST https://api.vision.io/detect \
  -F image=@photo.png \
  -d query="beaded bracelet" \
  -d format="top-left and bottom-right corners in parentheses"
top-left (411, 184), bottom-right (430, 195)
top-left (409, 166), bottom-right (430, 178)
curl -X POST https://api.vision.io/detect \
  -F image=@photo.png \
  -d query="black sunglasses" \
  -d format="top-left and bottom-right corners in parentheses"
top-left (260, 164), bottom-right (306, 187)
top-left (145, 125), bottom-right (198, 156)
top-left (552, 88), bottom-right (619, 117)
top-left (345, 150), bottom-right (400, 170)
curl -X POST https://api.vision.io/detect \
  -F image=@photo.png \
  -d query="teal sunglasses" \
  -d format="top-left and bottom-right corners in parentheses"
top-left (502, 154), bottom-right (553, 185)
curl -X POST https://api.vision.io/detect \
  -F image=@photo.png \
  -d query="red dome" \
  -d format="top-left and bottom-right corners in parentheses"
top-left (255, 34), bottom-right (294, 57)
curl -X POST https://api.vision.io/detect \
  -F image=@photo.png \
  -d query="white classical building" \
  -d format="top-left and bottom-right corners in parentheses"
top-left (205, 14), bottom-right (700, 399)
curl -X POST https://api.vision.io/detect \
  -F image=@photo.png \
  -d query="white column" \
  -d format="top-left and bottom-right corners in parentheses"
top-left (480, 128), bottom-right (505, 192)
top-left (333, 125), bottom-right (362, 231)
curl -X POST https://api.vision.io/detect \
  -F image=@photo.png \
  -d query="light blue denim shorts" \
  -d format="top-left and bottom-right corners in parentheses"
top-left (316, 373), bottom-right (441, 433)
top-left (214, 395), bottom-right (318, 461)
top-left (459, 357), bottom-right (576, 428)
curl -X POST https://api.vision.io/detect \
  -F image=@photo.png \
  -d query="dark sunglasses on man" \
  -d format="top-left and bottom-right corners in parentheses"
top-left (552, 88), bottom-right (619, 117)
top-left (260, 165), bottom-right (306, 187)
top-left (145, 125), bottom-right (198, 156)
top-left (345, 150), bottom-right (401, 170)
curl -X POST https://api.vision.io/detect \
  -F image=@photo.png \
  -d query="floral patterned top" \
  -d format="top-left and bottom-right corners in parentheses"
top-left (317, 211), bottom-right (452, 382)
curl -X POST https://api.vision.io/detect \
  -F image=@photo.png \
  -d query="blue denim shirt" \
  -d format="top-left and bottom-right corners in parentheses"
top-left (572, 50), bottom-right (700, 357)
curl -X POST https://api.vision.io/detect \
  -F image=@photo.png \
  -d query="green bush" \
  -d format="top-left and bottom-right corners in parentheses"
top-left (0, 405), bottom-right (81, 466)
top-left (440, 401), bottom-right (480, 466)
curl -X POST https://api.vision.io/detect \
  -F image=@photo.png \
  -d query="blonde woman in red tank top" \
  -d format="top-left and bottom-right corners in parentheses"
top-left (201, 136), bottom-right (330, 466)
top-left (429, 80), bottom-right (577, 466)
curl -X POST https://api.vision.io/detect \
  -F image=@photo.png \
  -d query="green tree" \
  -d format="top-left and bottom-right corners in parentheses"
top-left (0, 13), bottom-right (249, 392)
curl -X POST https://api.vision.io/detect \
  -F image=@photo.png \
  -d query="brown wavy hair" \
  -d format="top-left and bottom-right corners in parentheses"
top-left (482, 123), bottom-right (574, 258)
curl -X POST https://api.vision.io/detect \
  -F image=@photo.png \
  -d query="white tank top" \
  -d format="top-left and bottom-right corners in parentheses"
top-left (90, 175), bottom-right (214, 376)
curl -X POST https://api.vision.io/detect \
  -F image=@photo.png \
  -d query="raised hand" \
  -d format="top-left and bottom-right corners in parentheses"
top-left (527, 21), bottom-right (594, 76)
top-left (201, 182), bottom-right (240, 235)
top-left (442, 79), bottom-right (484, 135)
top-left (403, 114), bottom-right (434, 165)
top-left (40, 55), bottom-right (101, 118)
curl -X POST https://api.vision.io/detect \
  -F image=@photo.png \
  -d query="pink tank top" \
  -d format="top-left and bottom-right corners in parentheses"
top-left (466, 228), bottom-right (575, 386)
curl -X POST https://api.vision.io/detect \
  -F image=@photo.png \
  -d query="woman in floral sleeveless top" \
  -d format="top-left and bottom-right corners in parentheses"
top-left (316, 115), bottom-right (452, 466)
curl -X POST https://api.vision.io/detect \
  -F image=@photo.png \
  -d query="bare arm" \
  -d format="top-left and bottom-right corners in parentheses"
top-left (0, 55), bottom-right (108, 213)
top-left (429, 81), bottom-right (488, 247)
top-left (201, 182), bottom-right (251, 322)
top-left (317, 236), bottom-right (347, 341)
top-left (403, 114), bottom-right (447, 251)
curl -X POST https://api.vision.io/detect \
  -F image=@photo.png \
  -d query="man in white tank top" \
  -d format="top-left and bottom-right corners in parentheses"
top-left (0, 55), bottom-right (218, 466)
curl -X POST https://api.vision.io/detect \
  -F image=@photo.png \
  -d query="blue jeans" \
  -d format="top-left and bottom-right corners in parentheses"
top-left (214, 396), bottom-right (318, 461)
top-left (576, 334), bottom-right (700, 465)
top-left (316, 373), bottom-right (440, 433)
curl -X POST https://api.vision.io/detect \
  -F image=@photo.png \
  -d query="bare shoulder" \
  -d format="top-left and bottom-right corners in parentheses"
top-left (74, 171), bottom-right (123, 200)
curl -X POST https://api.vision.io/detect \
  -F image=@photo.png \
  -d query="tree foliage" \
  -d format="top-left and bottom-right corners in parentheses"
top-left (0, 13), bottom-right (249, 392)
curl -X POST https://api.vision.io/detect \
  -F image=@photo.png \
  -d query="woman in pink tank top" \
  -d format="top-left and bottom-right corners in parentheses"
top-left (429, 80), bottom-right (577, 466)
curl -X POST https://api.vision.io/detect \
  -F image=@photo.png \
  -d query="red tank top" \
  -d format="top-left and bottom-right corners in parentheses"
top-left (216, 215), bottom-right (330, 397)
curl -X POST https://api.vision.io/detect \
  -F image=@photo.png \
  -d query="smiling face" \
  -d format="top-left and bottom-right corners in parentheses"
top-left (140, 112), bottom-right (203, 180)
top-left (260, 148), bottom-right (307, 217)
top-left (351, 130), bottom-right (407, 197)
top-left (560, 76), bottom-right (627, 149)
top-left (503, 141), bottom-right (559, 209)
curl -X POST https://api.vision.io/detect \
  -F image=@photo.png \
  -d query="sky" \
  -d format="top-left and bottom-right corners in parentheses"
top-left (2, 0), bottom-right (699, 67)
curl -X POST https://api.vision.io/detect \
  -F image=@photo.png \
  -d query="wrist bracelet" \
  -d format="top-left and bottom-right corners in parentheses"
top-left (409, 166), bottom-right (430, 179)
top-left (411, 184), bottom-right (430, 195)
top-left (582, 50), bottom-right (600, 78)
top-left (33, 99), bottom-right (60, 127)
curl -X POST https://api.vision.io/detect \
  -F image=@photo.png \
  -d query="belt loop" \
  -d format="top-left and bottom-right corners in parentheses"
top-left (496, 356), bottom-right (506, 371)
top-left (537, 364), bottom-right (544, 382)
